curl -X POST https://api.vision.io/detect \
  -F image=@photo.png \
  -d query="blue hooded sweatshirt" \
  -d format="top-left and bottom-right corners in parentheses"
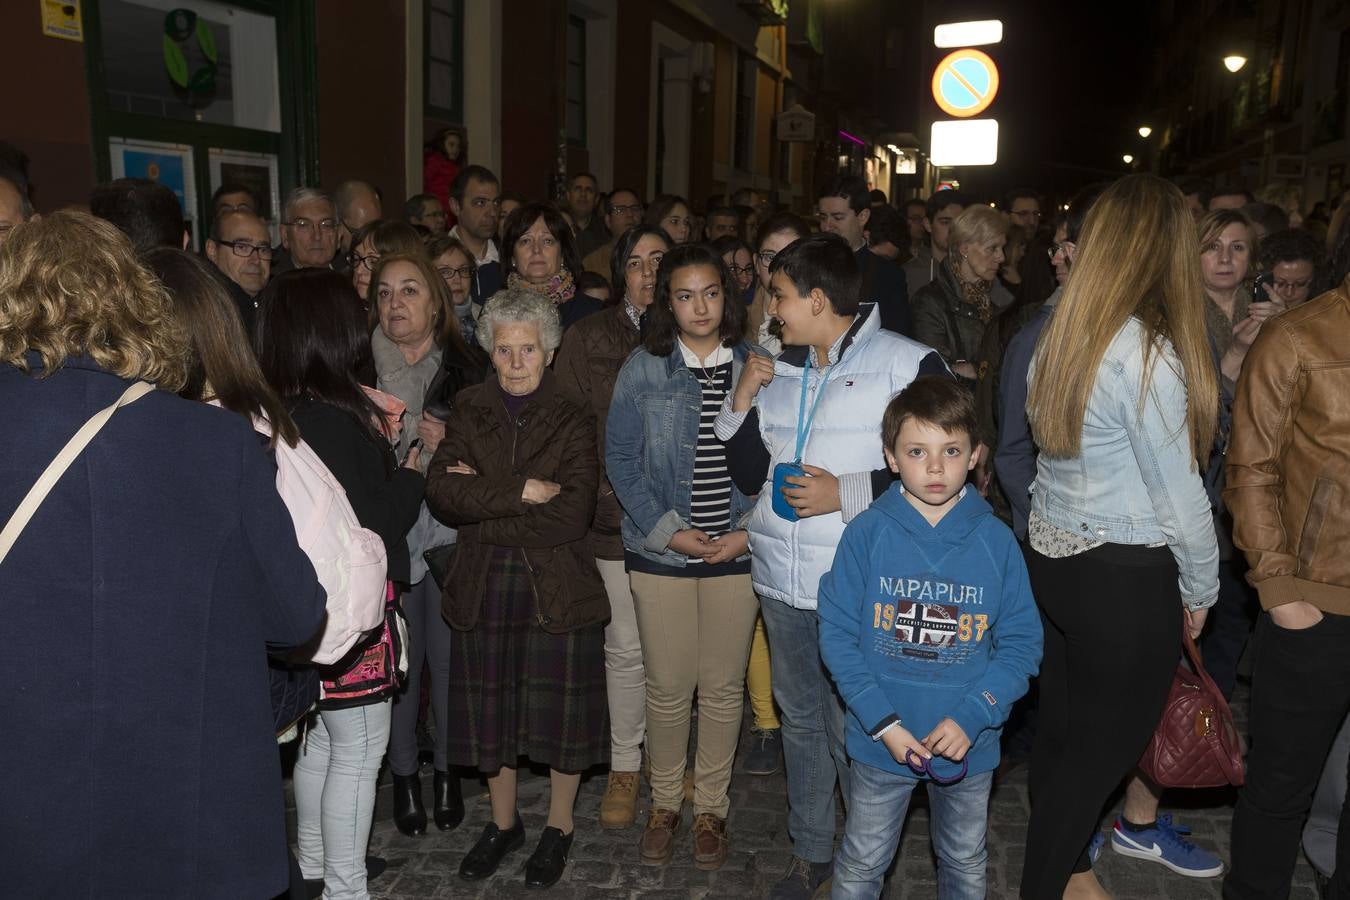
top-left (818, 484), bottom-right (1042, 781)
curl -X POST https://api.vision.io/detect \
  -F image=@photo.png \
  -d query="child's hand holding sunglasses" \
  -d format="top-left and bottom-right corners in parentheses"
top-left (923, 718), bottom-right (971, 761)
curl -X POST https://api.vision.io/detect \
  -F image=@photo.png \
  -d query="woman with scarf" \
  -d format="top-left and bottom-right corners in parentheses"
top-left (500, 201), bottom-right (602, 330)
top-left (910, 205), bottom-right (1012, 382)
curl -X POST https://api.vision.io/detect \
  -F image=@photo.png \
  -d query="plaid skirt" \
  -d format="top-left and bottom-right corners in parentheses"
top-left (447, 546), bottom-right (609, 773)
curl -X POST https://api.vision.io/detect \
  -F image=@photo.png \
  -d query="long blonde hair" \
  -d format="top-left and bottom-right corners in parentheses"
top-left (1028, 174), bottom-right (1216, 463)
top-left (0, 210), bottom-right (189, 389)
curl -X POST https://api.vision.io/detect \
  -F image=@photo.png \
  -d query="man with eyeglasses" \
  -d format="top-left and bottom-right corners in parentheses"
top-left (205, 209), bottom-right (272, 335)
top-left (274, 187), bottom-right (339, 273)
top-left (210, 182), bottom-right (258, 219)
top-left (902, 198), bottom-right (927, 262)
top-left (1258, 228), bottom-right (1323, 307)
top-left (447, 165), bottom-right (504, 304)
top-left (903, 190), bottom-right (967, 295)
top-left (1003, 188), bottom-right (1044, 236)
top-left (583, 188), bottom-right (644, 277)
top-left (404, 192), bottom-right (447, 236)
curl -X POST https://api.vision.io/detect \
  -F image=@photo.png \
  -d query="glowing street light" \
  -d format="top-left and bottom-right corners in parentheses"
top-left (1138, 125), bottom-right (1153, 138)
top-left (1223, 55), bottom-right (1248, 73)
top-left (1122, 154), bottom-right (1135, 165)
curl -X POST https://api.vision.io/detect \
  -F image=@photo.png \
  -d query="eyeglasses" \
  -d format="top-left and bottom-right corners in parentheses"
top-left (1273, 278), bottom-right (1313, 293)
top-left (438, 264), bottom-right (475, 280)
top-left (284, 218), bottom-right (338, 233)
top-left (609, 203), bottom-right (643, 216)
top-left (906, 214), bottom-right (926, 224)
top-left (727, 264), bottom-right (755, 276)
top-left (1047, 242), bottom-right (1075, 259)
top-left (1013, 210), bottom-right (1043, 220)
top-left (219, 239), bottom-right (273, 260)
top-left (757, 250), bottom-right (779, 266)
top-left (350, 253), bottom-right (379, 271)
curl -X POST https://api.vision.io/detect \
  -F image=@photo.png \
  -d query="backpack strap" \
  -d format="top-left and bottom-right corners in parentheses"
top-left (0, 381), bottom-right (154, 565)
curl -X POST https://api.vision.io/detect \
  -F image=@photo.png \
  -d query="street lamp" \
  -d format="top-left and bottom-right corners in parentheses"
top-left (1138, 125), bottom-right (1153, 138)
top-left (1223, 55), bottom-right (1248, 73)
top-left (1122, 154), bottom-right (1135, 165)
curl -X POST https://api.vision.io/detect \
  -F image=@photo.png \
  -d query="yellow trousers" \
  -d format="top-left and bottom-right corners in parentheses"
top-left (745, 612), bottom-right (780, 731)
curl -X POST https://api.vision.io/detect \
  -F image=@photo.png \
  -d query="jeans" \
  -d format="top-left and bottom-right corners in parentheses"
top-left (294, 700), bottom-right (392, 900)
top-left (833, 762), bottom-right (992, 900)
top-left (1303, 710), bottom-right (1350, 878)
top-left (1226, 613), bottom-right (1350, 900)
top-left (598, 558), bottom-right (646, 772)
top-left (759, 595), bottom-right (850, 864)
top-left (388, 576), bottom-right (451, 775)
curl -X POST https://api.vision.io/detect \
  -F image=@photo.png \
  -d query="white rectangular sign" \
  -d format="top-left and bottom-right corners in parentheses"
top-left (930, 119), bottom-right (999, 166)
top-left (934, 20), bottom-right (1003, 48)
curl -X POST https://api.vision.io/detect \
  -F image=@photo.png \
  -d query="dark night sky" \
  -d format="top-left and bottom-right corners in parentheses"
top-left (927, 2), bottom-right (1155, 204)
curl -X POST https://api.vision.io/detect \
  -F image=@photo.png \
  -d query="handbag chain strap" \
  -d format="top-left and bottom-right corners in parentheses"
top-left (0, 381), bottom-right (154, 565)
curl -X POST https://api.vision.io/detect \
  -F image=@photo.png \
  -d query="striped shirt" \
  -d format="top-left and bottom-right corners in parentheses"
top-left (680, 340), bottom-right (734, 568)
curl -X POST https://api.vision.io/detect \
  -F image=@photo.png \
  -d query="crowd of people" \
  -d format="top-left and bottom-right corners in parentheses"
top-left (2, 137), bottom-right (1350, 900)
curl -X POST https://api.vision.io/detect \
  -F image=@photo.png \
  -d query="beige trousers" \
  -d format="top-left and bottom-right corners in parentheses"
top-left (629, 570), bottom-right (759, 818)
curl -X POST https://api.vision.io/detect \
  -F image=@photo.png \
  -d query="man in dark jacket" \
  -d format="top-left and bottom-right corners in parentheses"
top-left (205, 209), bottom-right (272, 335)
top-left (816, 175), bottom-right (911, 336)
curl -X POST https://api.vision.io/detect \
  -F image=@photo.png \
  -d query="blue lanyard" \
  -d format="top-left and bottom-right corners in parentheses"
top-left (793, 359), bottom-right (834, 462)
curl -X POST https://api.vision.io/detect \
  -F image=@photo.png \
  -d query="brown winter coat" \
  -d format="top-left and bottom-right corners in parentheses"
top-left (425, 370), bottom-right (609, 633)
top-left (553, 302), bottom-right (642, 559)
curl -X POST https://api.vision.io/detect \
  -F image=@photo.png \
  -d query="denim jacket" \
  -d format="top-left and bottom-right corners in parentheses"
top-left (1030, 317), bottom-right (1220, 610)
top-left (605, 341), bottom-right (758, 568)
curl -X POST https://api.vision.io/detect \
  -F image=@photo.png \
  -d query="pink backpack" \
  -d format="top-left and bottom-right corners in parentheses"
top-left (253, 416), bottom-right (388, 665)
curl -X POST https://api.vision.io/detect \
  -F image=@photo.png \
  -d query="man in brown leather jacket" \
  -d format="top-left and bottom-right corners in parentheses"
top-left (1224, 274), bottom-right (1350, 899)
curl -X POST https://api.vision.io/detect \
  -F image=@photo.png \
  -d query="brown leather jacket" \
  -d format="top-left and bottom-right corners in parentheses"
top-left (552, 302), bottom-right (641, 560)
top-left (1225, 280), bottom-right (1350, 614)
top-left (425, 370), bottom-right (609, 632)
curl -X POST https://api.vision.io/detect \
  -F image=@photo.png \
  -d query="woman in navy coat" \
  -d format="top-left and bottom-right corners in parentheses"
top-left (0, 211), bottom-right (327, 899)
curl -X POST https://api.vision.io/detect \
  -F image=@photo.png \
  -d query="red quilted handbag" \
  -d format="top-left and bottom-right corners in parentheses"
top-left (1137, 628), bottom-right (1245, 789)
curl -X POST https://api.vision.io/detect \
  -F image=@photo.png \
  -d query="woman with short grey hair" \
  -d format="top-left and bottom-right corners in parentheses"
top-left (475, 288), bottom-right (564, 354)
top-left (425, 287), bottom-right (609, 889)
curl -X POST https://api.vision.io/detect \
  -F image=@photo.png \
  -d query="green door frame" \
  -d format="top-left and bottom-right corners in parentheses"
top-left (81, 0), bottom-right (318, 234)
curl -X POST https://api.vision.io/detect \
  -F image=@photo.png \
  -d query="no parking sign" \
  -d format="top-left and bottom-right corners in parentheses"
top-left (931, 49), bottom-right (1000, 119)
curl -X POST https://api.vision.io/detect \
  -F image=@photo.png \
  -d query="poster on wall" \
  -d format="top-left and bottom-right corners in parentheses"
top-left (109, 137), bottom-right (197, 244)
top-left (208, 148), bottom-right (280, 241)
top-left (40, 0), bottom-right (83, 42)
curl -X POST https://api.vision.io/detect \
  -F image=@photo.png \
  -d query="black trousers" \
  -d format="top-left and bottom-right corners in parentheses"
top-left (1019, 543), bottom-right (1182, 900)
top-left (1200, 552), bottom-right (1258, 700)
top-left (1225, 612), bottom-right (1350, 900)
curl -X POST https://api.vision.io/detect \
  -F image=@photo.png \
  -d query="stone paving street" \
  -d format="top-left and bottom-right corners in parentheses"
top-left (292, 684), bottom-right (1321, 899)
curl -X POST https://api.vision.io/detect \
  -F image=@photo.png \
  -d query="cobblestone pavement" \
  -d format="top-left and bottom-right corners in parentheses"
top-left (320, 684), bottom-right (1320, 899)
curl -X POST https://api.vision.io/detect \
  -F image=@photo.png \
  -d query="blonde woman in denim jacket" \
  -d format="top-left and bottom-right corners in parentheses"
top-left (1017, 175), bottom-right (1220, 900)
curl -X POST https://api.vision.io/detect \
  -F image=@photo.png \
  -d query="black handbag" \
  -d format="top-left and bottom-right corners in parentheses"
top-left (424, 543), bottom-right (455, 588)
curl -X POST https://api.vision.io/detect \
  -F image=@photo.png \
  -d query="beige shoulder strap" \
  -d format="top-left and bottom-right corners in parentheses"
top-left (0, 381), bottom-right (155, 565)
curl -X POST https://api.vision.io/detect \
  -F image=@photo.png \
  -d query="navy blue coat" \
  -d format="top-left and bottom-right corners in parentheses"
top-left (0, 357), bottom-right (326, 899)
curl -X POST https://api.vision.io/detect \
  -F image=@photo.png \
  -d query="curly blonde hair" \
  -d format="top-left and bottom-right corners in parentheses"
top-left (0, 210), bottom-right (189, 389)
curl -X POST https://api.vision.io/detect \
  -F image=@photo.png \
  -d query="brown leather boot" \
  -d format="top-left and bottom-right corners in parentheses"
top-left (691, 812), bottom-right (728, 871)
top-left (639, 808), bottom-right (681, 866)
top-left (598, 770), bottom-right (639, 830)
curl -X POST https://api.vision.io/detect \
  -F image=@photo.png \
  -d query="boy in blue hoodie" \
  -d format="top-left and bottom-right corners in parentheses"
top-left (818, 376), bottom-right (1042, 900)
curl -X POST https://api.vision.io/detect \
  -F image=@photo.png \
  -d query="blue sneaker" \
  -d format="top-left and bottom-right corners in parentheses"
top-left (1089, 831), bottom-right (1105, 866)
top-left (1110, 814), bottom-right (1224, 877)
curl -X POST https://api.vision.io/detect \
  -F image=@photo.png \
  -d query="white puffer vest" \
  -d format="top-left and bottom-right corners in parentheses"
top-left (749, 306), bottom-right (936, 609)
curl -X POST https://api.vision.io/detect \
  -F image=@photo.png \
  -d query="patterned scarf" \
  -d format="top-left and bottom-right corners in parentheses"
top-left (950, 258), bottom-right (994, 322)
top-left (507, 268), bottom-right (576, 306)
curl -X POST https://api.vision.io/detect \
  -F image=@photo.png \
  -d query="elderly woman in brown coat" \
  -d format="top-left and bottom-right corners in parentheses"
top-left (425, 287), bottom-right (609, 890)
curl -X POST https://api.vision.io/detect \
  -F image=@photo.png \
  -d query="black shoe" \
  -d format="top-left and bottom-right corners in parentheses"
top-left (434, 769), bottom-right (465, 831)
top-left (524, 826), bottom-right (573, 888)
top-left (301, 878), bottom-right (323, 900)
top-left (459, 816), bottom-right (525, 881)
top-left (391, 771), bottom-right (427, 836)
top-left (366, 856), bottom-right (387, 881)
